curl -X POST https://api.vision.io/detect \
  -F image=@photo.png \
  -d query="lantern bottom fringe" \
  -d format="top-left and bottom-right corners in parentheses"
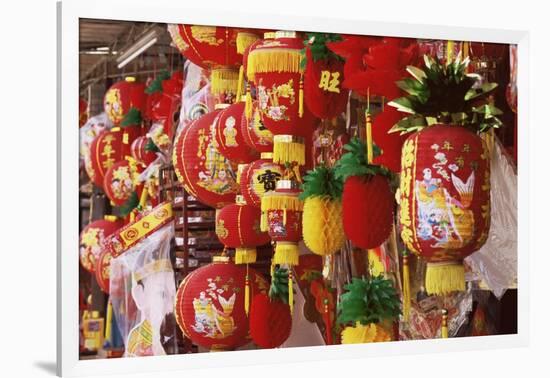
top-left (273, 242), bottom-right (299, 266)
top-left (211, 68), bottom-right (239, 95)
top-left (425, 261), bottom-right (465, 295)
top-left (247, 49), bottom-right (303, 81)
top-left (236, 32), bottom-right (260, 55)
top-left (235, 248), bottom-right (257, 264)
top-left (261, 193), bottom-right (303, 212)
top-left (341, 322), bottom-right (391, 344)
top-left (273, 139), bottom-right (305, 166)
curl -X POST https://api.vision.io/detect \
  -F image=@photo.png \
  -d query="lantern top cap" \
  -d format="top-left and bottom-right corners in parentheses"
top-left (125, 76), bottom-right (136, 83)
top-left (215, 103), bottom-right (230, 110)
top-left (235, 195), bottom-right (247, 205)
top-left (274, 31), bottom-right (297, 39)
top-left (213, 255), bottom-right (231, 263)
top-left (263, 32), bottom-right (275, 39)
top-left (104, 215), bottom-right (118, 222)
top-left (260, 152), bottom-right (273, 159)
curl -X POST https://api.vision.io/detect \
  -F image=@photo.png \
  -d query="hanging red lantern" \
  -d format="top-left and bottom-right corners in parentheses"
top-left (87, 127), bottom-right (141, 189)
top-left (131, 136), bottom-right (158, 167)
top-left (172, 110), bottom-right (239, 208)
top-left (103, 159), bottom-right (143, 207)
top-left (240, 101), bottom-right (273, 153)
top-left (262, 180), bottom-right (303, 266)
top-left (214, 102), bottom-right (259, 163)
top-left (249, 293), bottom-right (292, 348)
top-left (79, 97), bottom-right (88, 127)
top-left (247, 31), bottom-right (316, 166)
top-left (174, 258), bottom-right (269, 351)
top-left (239, 154), bottom-right (284, 208)
top-left (303, 37), bottom-right (348, 120)
top-left (104, 77), bottom-right (146, 126)
top-left (79, 216), bottom-right (123, 273)
top-left (215, 196), bottom-right (271, 264)
top-left (372, 107), bottom-right (408, 173)
top-left (398, 125), bottom-right (490, 295)
top-left (151, 71), bottom-right (184, 138)
top-left (95, 247), bottom-right (114, 294)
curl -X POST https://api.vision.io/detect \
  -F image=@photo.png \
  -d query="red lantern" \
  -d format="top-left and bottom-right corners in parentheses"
top-left (104, 77), bottom-right (146, 126)
top-left (342, 174), bottom-right (394, 250)
top-left (249, 293), bottom-right (292, 348)
top-left (398, 125), bottom-right (491, 295)
top-left (247, 32), bottom-right (316, 166)
top-left (303, 45), bottom-right (347, 119)
top-left (172, 110), bottom-right (239, 208)
top-left (95, 247), bottom-right (114, 294)
top-left (151, 72), bottom-right (184, 141)
top-left (87, 127), bottom-right (141, 189)
top-left (240, 154), bottom-right (284, 208)
top-left (215, 102), bottom-right (259, 163)
top-left (372, 108), bottom-right (408, 173)
top-left (174, 258), bottom-right (269, 351)
top-left (79, 97), bottom-right (88, 127)
top-left (103, 159), bottom-right (143, 207)
top-left (131, 136), bottom-right (157, 167)
top-left (262, 180), bottom-right (303, 266)
top-left (215, 196), bottom-right (271, 263)
top-left (240, 101), bottom-right (273, 153)
top-left (79, 216), bottom-right (123, 273)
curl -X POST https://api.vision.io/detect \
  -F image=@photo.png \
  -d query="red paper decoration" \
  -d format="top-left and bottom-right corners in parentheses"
top-left (240, 101), bottom-right (273, 153)
top-left (104, 77), bottom-right (146, 126)
top-left (215, 102), bottom-right (259, 163)
top-left (174, 260), bottom-right (269, 350)
top-left (87, 127), bottom-right (141, 189)
top-left (342, 174), bottom-right (394, 249)
top-left (303, 46), bottom-right (347, 120)
top-left (249, 293), bottom-right (292, 348)
top-left (131, 136), bottom-right (157, 167)
top-left (79, 217), bottom-right (123, 273)
top-left (372, 108), bottom-right (408, 173)
top-left (398, 124), bottom-right (491, 263)
top-left (240, 156), bottom-right (284, 208)
top-left (103, 159), bottom-right (143, 207)
top-left (172, 110), bottom-right (239, 208)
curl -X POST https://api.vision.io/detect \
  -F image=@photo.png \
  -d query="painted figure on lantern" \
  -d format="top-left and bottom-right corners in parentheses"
top-left (104, 88), bottom-right (123, 123)
top-left (223, 116), bottom-right (238, 147)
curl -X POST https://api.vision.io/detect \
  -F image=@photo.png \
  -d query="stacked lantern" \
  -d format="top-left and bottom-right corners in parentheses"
top-left (172, 109), bottom-right (239, 208)
top-left (131, 136), bottom-right (158, 167)
top-left (246, 31), bottom-right (313, 167)
top-left (214, 102), bottom-right (260, 163)
top-left (240, 101), bottom-right (274, 153)
top-left (174, 257), bottom-right (269, 351)
top-left (79, 216), bottom-right (123, 273)
top-left (103, 77), bottom-right (147, 126)
top-left (167, 24), bottom-right (261, 101)
top-left (398, 125), bottom-right (491, 295)
top-left (103, 158), bottom-right (143, 207)
top-left (239, 153), bottom-right (284, 209)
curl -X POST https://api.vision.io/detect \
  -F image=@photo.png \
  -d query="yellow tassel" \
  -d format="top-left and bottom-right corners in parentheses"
top-left (298, 76), bottom-right (304, 118)
top-left (365, 109), bottom-right (373, 164)
top-left (302, 196), bottom-right (345, 256)
top-left (139, 184), bottom-right (149, 209)
top-left (288, 269), bottom-right (294, 315)
top-left (425, 261), bottom-right (465, 295)
top-left (283, 205), bottom-right (287, 225)
top-left (245, 267), bottom-right (250, 316)
top-left (273, 136), bottom-right (305, 165)
top-left (236, 32), bottom-right (259, 55)
top-left (210, 67), bottom-right (239, 96)
top-left (292, 164), bottom-right (302, 183)
top-left (235, 247), bottom-right (257, 264)
top-left (270, 260), bottom-right (275, 279)
top-left (105, 299), bottom-right (113, 342)
top-left (402, 254), bottom-right (411, 322)
top-left (273, 242), bottom-right (299, 266)
top-left (247, 49), bottom-right (303, 82)
top-left (236, 65), bottom-right (245, 101)
top-left (260, 210), bottom-right (268, 232)
top-left (245, 84), bottom-right (253, 120)
top-left (441, 309), bottom-right (449, 338)
top-left (261, 192), bottom-right (303, 212)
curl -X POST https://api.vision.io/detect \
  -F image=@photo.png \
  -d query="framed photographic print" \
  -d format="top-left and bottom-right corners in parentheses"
top-left (57, 0), bottom-right (529, 376)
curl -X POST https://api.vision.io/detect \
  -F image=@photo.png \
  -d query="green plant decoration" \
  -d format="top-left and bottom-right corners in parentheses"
top-left (337, 275), bottom-right (401, 326)
top-left (388, 54), bottom-right (502, 134)
top-left (269, 267), bottom-right (291, 304)
top-left (299, 166), bottom-right (343, 201)
top-left (120, 107), bottom-right (142, 127)
top-left (301, 32), bottom-right (343, 70)
top-left (333, 137), bottom-right (393, 182)
top-left (118, 191), bottom-right (139, 217)
top-left (144, 137), bottom-right (160, 153)
top-left (145, 70), bottom-right (170, 94)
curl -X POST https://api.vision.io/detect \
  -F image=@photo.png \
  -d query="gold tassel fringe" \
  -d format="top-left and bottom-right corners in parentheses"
top-left (235, 247), bottom-right (257, 264)
top-left (402, 255), bottom-right (411, 322)
top-left (247, 49), bottom-right (303, 82)
top-left (245, 84), bottom-right (253, 120)
top-left (260, 210), bottom-right (268, 232)
top-left (236, 32), bottom-right (259, 55)
top-left (298, 76), bottom-right (304, 118)
top-left (261, 192), bottom-right (303, 212)
top-left (236, 65), bottom-right (245, 101)
top-left (425, 261), bottom-right (465, 295)
top-left (273, 137), bottom-right (305, 165)
top-left (288, 269), bottom-right (294, 315)
top-left (273, 242), bottom-right (299, 266)
top-left (211, 67), bottom-right (239, 95)
top-left (302, 196), bottom-right (345, 256)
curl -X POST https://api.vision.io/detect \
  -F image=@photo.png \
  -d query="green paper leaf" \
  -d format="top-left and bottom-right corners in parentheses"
top-left (120, 107), bottom-right (142, 127)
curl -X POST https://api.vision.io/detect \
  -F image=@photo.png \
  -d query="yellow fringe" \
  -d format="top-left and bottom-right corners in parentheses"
top-left (261, 192), bottom-right (303, 212)
top-left (402, 255), bottom-right (411, 322)
top-left (441, 324), bottom-right (448, 338)
top-left (236, 32), bottom-right (259, 55)
top-left (302, 196), bottom-right (345, 256)
top-left (425, 262), bottom-right (465, 295)
top-left (273, 139), bottom-right (305, 165)
top-left (245, 85), bottom-right (253, 120)
top-left (273, 242), bottom-right (299, 266)
top-left (260, 210), bottom-right (268, 232)
top-left (211, 68), bottom-right (239, 95)
top-left (244, 269), bottom-right (250, 316)
top-left (247, 49), bottom-right (303, 82)
top-left (298, 76), bottom-right (304, 118)
top-left (235, 247), bottom-right (257, 264)
top-left (288, 269), bottom-right (294, 315)
top-left (236, 65), bottom-right (245, 101)
top-left (341, 322), bottom-right (391, 344)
